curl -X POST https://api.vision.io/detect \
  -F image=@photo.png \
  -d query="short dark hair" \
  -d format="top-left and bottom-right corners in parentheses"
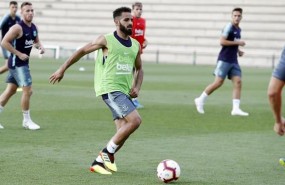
top-left (113, 7), bottom-right (131, 19)
top-left (132, 2), bottom-right (143, 9)
top-left (232, 7), bottom-right (243, 14)
top-left (9, 1), bottom-right (18, 6)
top-left (21, 1), bottom-right (32, 8)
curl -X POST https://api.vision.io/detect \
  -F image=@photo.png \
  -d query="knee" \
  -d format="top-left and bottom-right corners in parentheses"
top-left (235, 79), bottom-right (242, 87)
top-left (268, 88), bottom-right (278, 98)
top-left (29, 89), bottom-right (33, 96)
top-left (23, 88), bottom-right (33, 96)
top-left (133, 116), bottom-right (142, 129)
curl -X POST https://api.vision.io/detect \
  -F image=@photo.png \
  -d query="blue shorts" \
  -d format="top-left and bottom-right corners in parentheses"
top-left (272, 47), bottom-right (285, 81)
top-left (214, 60), bottom-right (242, 79)
top-left (102, 91), bottom-right (136, 120)
top-left (1, 47), bottom-right (10, 59)
top-left (6, 65), bottom-right (32, 87)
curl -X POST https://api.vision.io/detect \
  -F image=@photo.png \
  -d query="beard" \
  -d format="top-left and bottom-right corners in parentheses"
top-left (119, 23), bottom-right (132, 35)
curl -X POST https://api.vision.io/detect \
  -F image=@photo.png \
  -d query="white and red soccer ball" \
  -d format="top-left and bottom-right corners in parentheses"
top-left (157, 159), bottom-right (181, 183)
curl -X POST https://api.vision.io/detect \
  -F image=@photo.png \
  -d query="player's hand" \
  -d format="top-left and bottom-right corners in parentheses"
top-left (238, 50), bottom-right (244, 57)
top-left (129, 87), bottom-right (139, 98)
top-left (142, 40), bottom-right (148, 49)
top-left (18, 53), bottom-right (29, 61)
top-left (238, 40), bottom-right (246, 46)
top-left (273, 122), bottom-right (285, 136)
top-left (49, 69), bottom-right (64, 84)
top-left (39, 47), bottom-right (45, 54)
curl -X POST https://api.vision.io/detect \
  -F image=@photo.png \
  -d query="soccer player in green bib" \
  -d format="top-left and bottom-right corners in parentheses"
top-left (49, 7), bottom-right (143, 175)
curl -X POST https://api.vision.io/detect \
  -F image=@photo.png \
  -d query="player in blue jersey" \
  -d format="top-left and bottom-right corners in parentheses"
top-left (194, 7), bottom-right (249, 116)
top-left (0, 1), bottom-right (21, 74)
top-left (268, 47), bottom-right (285, 136)
top-left (0, 2), bottom-right (45, 130)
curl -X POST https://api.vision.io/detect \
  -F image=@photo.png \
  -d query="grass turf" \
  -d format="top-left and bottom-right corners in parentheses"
top-left (0, 58), bottom-right (284, 185)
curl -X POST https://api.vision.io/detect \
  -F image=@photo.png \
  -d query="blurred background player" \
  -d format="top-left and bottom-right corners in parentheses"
top-left (194, 7), bottom-right (248, 116)
top-left (0, 1), bottom-right (21, 74)
top-left (131, 2), bottom-right (147, 109)
top-left (0, 2), bottom-right (45, 130)
top-left (268, 47), bottom-right (285, 136)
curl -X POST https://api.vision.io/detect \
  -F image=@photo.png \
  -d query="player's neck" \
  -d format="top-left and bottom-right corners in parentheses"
top-left (23, 20), bottom-right (32, 27)
top-left (116, 30), bottom-right (129, 40)
top-left (232, 22), bottom-right (240, 28)
top-left (10, 13), bottom-right (16, 19)
top-left (132, 14), bottom-right (141, 18)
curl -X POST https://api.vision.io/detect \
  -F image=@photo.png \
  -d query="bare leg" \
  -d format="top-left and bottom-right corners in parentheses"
top-left (114, 119), bottom-right (129, 153)
top-left (268, 77), bottom-right (284, 124)
top-left (194, 76), bottom-right (224, 114)
top-left (21, 86), bottom-right (32, 111)
top-left (231, 76), bottom-right (248, 116)
top-left (97, 110), bottom-right (141, 172)
top-left (112, 109), bottom-right (141, 147)
top-left (231, 76), bottom-right (242, 99)
top-left (204, 76), bottom-right (225, 95)
top-left (0, 59), bottom-right (9, 74)
top-left (0, 83), bottom-right (18, 107)
top-left (0, 83), bottom-right (17, 128)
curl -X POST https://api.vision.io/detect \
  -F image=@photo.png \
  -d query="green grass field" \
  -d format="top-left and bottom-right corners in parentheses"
top-left (0, 58), bottom-right (284, 185)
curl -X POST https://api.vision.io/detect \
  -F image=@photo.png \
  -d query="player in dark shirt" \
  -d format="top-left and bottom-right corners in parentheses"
top-left (194, 8), bottom-right (248, 116)
top-left (0, 2), bottom-right (45, 130)
top-left (0, 1), bottom-right (21, 74)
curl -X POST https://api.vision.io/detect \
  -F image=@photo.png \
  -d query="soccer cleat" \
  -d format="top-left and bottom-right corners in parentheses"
top-left (231, 109), bottom-right (249, 116)
top-left (132, 99), bottom-right (144, 109)
top-left (90, 163), bottom-right (112, 175)
top-left (194, 98), bottom-right (205, 114)
top-left (0, 123), bottom-right (4, 129)
top-left (100, 151), bottom-right (117, 172)
top-left (22, 120), bottom-right (40, 130)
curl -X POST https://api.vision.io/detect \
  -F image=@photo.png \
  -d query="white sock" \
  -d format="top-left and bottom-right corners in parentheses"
top-left (199, 91), bottom-right (208, 103)
top-left (23, 110), bottom-right (31, 121)
top-left (96, 155), bottom-right (104, 163)
top-left (232, 99), bottom-right (240, 110)
top-left (106, 140), bottom-right (119, 154)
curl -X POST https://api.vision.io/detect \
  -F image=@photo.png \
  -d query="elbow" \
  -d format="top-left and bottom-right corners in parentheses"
top-left (1, 39), bottom-right (8, 48)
